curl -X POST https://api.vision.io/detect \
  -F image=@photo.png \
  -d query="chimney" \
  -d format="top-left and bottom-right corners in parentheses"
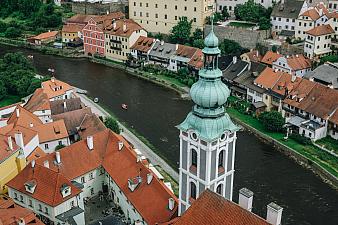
top-left (14, 132), bottom-right (24, 149)
top-left (43, 160), bottom-right (49, 168)
top-left (233, 56), bottom-right (237, 64)
top-left (63, 101), bottom-right (67, 110)
top-left (113, 19), bottom-right (117, 30)
top-left (136, 153), bottom-right (142, 162)
top-left (266, 202), bottom-right (283, 225)
top-left (291, 75), bottom-right (297, 82)
top-left (18, 218), bottom-right (25, 225)
top-left (123, 21), bottom-right (127, 32)
top-left (296, 54), bottom-right (299, 58)
top-left (51, 77), bottom-right (55, 83)
top-left (31, 160), bottom-right (35, 168)
top-left (29, 123), bottom-right (33, 128)
top-left (160, 40), bottom-right (164, 46)
top-left (16, 108), bottom-right (20, 118)
top-left (56, 151), bottom-right (61, 164)
top-left (87, 136), bottom-right (94, 150)
top-left (168, 198), bottom-right (175, 211)
top-left (239, 188), bottom-right (254, 212)
top-left (147, 173), bottom-right (153, 184)
top-left (176, 44), bottom-right (178, 51)
top-left (118, 141), bottom-right (124, 150)
top-left (7, 136), bottom-right (13, 150)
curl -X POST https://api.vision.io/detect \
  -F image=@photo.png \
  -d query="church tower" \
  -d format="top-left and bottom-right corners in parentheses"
top-left (177, 23), bottom-right (239, 216)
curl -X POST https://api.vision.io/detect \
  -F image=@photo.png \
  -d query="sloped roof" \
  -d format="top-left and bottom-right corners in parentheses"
top-left (62, 24), bottom-right (85, 33)
top-left (261, 51), bottom-right (282, 66)
top-left (242, 50), bottom-right (262, 62)
top-left (66, 12), bottom-right (125, 25)
top-left (188, 49), bottom-right (204, 69)
top-left (271, 72), bottom-right (302, 96)
top-left (32, 31), bottom-right (59, 40)
top-left (305, 24), bottom-right (334, 36)
top-left (24, 88), bottom-right (50, 112)
top-left (50, 98), bottom-right (83, 115)
top-left (104, 19), bottom-right (143, 37)
top-left (304, 63), bottom-right (338, 88)
top-left (32, 120), bottom-right (68, 143)
top-left (169, 189), bottom-right (269, 225)
top-left (26, 147), bottom-right (46, 163)
top-left (6, 163), bottom-right (81, 207)
top-left (131, 36), bottom-right (155, 53)
top-left (271, 0), bottom-right (304, 19)
top-left (0, 134), bottom-right (20, 163)
top-left (7, 105), bottom-right (43, 128)
top-left (0, 197), bottom-right (44, 225)
top-left (41, 78), bottom-right (74, 99)
top-left (254, 67), bottom-right (282, 89)
top-left (176, 45), bottom-right (199, 59)
top-left (78, 114), bottom-right (106, 139)
top-left (286, 55), bottom-right (312, 71)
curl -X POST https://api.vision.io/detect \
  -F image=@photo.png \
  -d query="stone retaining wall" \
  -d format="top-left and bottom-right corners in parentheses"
top-left (70, 2), bottom-right (126, 15)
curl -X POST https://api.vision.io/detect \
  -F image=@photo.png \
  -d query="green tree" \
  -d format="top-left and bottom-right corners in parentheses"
top-left (271, 45), bottom-right (278, 53)
top-left (154, 33), bottom-right (164, 40)
top-left (55, 144), bottom-right (65, 151)
top-left (258, 111), bottom-right (285, 132)
top-left (234, 0), bottom-right (269, 23)
top-left (4, 27), bottom-right (22, 38)
top-left (206, 12), bottom-right (223, 25)
top-left (219, 39), bottom-right (244, 55)
top-left (258, 17), bottom-right (271, 30)
top-left (192, 39), bottom-right (204, 49)
top-left (192, 28), bottom-right (203, 40)
top-left (104, 117), bottom-right (121, 134)
top-left (0, 21), bottom-right (7, 33)
top-left (0, 80), bottom-right (7, 100)
top-left (170, 17), bottom-right (193, 44)
top-left (222, 7), bottom-right (230, 19)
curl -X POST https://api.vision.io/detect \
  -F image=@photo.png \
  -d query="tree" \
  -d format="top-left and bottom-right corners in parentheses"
top-left (4, 27), bottom-right (22, 38)
top-left (169, 17), bottom-right (192, 44)
top-left (0, 21), bottom-right (7, 33)
top-left (55, 144), bottom-right (65, 151)
top-left (234, 0), bottom-right (269, 23)
top-left (271, 45), bottom-right (278, 53)
top-left (192, 28), bottom-right (203, 40)
top-left (104, 117), bottom-right (121, 134)
top-left (206, 12), bottom-right (223, 25)
top-left (0, 80), bottom-right (7, 100)
top-left (192, 39), bottom-right (204, 49)
top-left (258, 17), bottom-right (271, 30)
top-left (222, 7), bottom-right (230, 19)
top-left (258, 111), bottom-right (285, 132)
top-left (219, 39), bottom-right (244, 55)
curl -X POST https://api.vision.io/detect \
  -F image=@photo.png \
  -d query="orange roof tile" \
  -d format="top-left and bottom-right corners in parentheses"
top-left (188, 49), bottom-right (204, 69)
top-left (24, 88), bottom-right (51, 112)
top-left (286, 55), bottom-right (312, 71)
top-left (176, 45), bottom-right (199, 59)
top-left (26, 147), bottom-right (46, 163)
top-left (32, 119), bottom-right (68, 143)
top-left (131, 36), bottom-right (155, 53)
top-left (169, 189), bottom-right (269, 225)
top-left (36, 129), bottom-right (178, 224)
top-left (261, 51), bottom-right (282, 66)
top-left (41, 78), bottom-right (74, 99)
top-left (6, 163), bottom-right (81, 207)
top-left (62, 24), bottom-right (85, 33)
top-left (254, 67), bottom-right (282, 89)
top-left (33, 31), bottom-right (59, 40)
top-left (78, 114), bottom-right (106, 139)
top-left (0, 197), bottom-right (44, 225)
top-left (7, 106), bottom-right (43, 128)
top-left (244, 50), bottom-right (262, 62)
top-left (0, 124), bottom-right (38, 146)
top-left (104, 19), bottom-right (143, 37)
top-left (306, 24), bottom-right (334, 36)
top-left (0, 134), bottom-right (20, 163)
top-left (271, 72), bottom-right (302, 96)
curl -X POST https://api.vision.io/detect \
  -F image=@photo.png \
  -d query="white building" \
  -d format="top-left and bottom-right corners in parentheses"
top-left (328, 0), bottom-right (338, 11)
top-left (7, 162), bottom-right (85, 225)
top-left (304, 24), bottom-right (335, 59)
top-left (272, 54), bottom-right (312, 77)
top-left (271, 0), bottom-right (308, 35)
top-left (295, 4), bottom-right (330, 40)
top-left (40, 77), bottom-right (75, 101)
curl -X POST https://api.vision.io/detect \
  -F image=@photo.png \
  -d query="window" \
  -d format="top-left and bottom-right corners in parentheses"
top-left (71, 200), bottom-right (75, 207)
top-left (89, 172), bottom-right (94, 180)
top-left (45, 144), bottom-right (49, 149)
top-left (91, 188), bottom-right (94, 195)
top-left (190, 182), bottom-right (196, 199)
top-left (19, 195), bottom-right (23, 203)
top-left (28, 199), bottom-right (33, 207)
top-left (14, 192), bottom-right (18, 200)
top-left (81, 176), bottom-right (85, 183)
top-left (218, 150), bottom-right (225, 168)
top-left (38, 204), bottom-right (42, 212)
top-left (45, 207), bottom-right (49, 215)
top-left (216, 184), bottom-right (223, 195)
top-left (191, 149), bottom-right (197, 167)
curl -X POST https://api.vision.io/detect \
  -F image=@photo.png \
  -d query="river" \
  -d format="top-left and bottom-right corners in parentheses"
top-left (0, 45), bottom-right (337, 225)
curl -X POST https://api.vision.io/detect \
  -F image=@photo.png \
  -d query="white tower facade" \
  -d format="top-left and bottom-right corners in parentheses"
top-left (177, 24), bottom-right (238, 216)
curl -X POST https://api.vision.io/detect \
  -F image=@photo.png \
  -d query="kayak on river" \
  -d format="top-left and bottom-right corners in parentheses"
top-left (121, 104), bottom-right (128, 110)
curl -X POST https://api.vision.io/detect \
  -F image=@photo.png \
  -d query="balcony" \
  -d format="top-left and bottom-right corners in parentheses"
top-left (110, 39), bottom-right (122, 44)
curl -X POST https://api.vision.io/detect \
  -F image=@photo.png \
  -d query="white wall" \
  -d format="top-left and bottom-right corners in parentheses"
top-left (33, 110), bottom-right (52, 124)
top-left (40, 137), bottom-right (70, 154)
top-left (0, 105), bottom-right (17, 119)
top-left (23, 135), bottom-right (40, 158)
top-left (271, 17), bottom-right (296, 33)
top-left (72, 168), bottom-right (105, 199)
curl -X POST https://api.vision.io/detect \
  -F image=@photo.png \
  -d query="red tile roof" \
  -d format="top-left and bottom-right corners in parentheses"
top-left (131, 36), bottom-right (155, 53)
top-left (176, 45), bottom-right (199, 58)
top-left (261, 51), bottom-right (282, 66)
top-left (242, 50), bottom-right (262, 62)
top-left (0, 197), bottom-right (44, 225)
top-left (6, 163), bottom-right (81, 207)
top-left (62, 24), bottom-right (85, 33)
top-left (271, 72), bottom-right (302, 96)
top-left (32, 119), bottom-right (69, 143)
top-left (24, 88), bottom-right (51, 112)
top-left (306, 24), bottom-right (334, 36)
top-left (104, 19), bottom-right (143, 37)
top-left (32, 31), bottom-right (59, 40)
top-left (0, 134), bottom-right (20, 163)
top-left (188, 49), bottom-right (204, 69)
top-left (254, 67), bottom-right (282, 89)
top-left (41, 78), bottom-right (74, 99)
top-left (286, 55), bottom-right (312, 71)
top-left (168, 189), bottom-right (269, 225)
top-left (7, 106), bottom-right (43, 128)
top-left (78, 114), bottom-right (106, 139)
top-left (66, 12), bottom-right (125, 25)
top-left (35, 129), bottom-right (178, 224)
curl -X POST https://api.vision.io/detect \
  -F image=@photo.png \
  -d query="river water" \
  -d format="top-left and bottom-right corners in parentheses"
top-left (1, 45), bottom-right (337, 225)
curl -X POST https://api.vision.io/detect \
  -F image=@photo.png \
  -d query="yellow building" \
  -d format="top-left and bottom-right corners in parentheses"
top-left (129, 0), bottom-right (215, 34)
top-left (0, 135), bottom-right (25, 194)
top-left (62, 24), bottom-right (84, 43)
top-left (104, 19), bottom-right (147, 62)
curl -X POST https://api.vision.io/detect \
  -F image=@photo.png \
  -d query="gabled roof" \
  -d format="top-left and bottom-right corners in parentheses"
top-left (188, 49), bottom-right (204, 69)
top-left (271, 0), bottom-right (304, 19)
top-left (32, 120), bottom-right (68, 143)
top-left (176, 45), bottom-right (199, 59)
top-left (0, 134), bottom-right (20, 163)
top-left (304, 63), bottom-right (338, 88)
top-left (305, 24), bottom-right (334, 36)
top-left (7, 163), bottom-right (81, 207)
top-left (131, 36), bottom-right (155, 53)
top-left (270, 72), bottom-right (302, 96)
top-left (261, 51), bottom-right (282, 66)
top-left (285, 55), bottom-right (312, 71)
top-left (62, 24), bottom-right (85, 33)
top-left (24, 88), bottom-right (50, 112)
top-left (50, 98), bottom-right (83, 115)
top-left (35, 129), bottom-right (178, 225)
top-left (149, 41), bottom-right (177, 59)
top-left (222, 60), bottom-right (249, 82)
top-left (66, 12), bottom-right (125, 25)
top-left (32, 31), bottom-right (59, 40)
top-left (104, 19), bottom-right (143, 37)
top-left (254, 67), bottom-right (282, 89)
top-left (300, 4), bottom-right (329, 21)
top-left (242, 50), bottom-right (262, 63)
top-left (0, 197), bottom-right (44, 225)
top-left (7, 105), bottom-right (43, 128)
top-left (168, 189), bottom-right (269, 225)
top-left (78, 114), bottom-right (106, 139)
top-left (41, 78), bottom-right (74, 99)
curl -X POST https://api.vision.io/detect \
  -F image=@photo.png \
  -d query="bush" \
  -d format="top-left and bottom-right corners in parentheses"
top-left (258, 111), bottom-right (285, 132)
top-left (4, 27), bottom-right (22, 38)
top-left (290, 133), bottom-right (312, 145)
top-left (0, 80), bottom-right (7, 100)
top-left (104, 117), bottom-right (121, 134)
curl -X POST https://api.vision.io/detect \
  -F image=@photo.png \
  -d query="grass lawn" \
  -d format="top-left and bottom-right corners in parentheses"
top-left (316, 137), bottom-right (338, 154)
top-left (227, 108), bottom-right (338, 178)
top-left (148, 72), bottom-right (187, 88)
top-left (0, 95), bottom-right (21, 108)
top-left (228, 22), bottom-right (256, 28)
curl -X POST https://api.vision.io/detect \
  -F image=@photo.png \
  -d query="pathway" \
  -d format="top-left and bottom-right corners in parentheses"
top-left (78, 94), bottom-right (179, 182)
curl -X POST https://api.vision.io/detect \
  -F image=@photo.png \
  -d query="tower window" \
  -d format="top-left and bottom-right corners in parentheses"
top-left (218, 150), bottom-right (225, 174)
top-left (190, 149), bottom-right (198, 175)
top-left (216, 184), bottom-right (223, 195)
top-left (190, 182), bottom-right (197, 200)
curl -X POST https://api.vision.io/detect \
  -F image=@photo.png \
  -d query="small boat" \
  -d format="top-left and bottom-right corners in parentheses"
top-left (48, 68), bottom-right (55, 73)
top-left (27, 55), bottom-right (34, 59)
top-left (93, 98), bottom-right (99, 103)
top-left (121, 104), bottom-right (128, 110)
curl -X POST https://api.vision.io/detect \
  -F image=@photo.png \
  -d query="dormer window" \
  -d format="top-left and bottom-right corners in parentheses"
top-left (61, 184), bottom-right (71, 198)
top-left (24, 180), bottom-right (37, 194)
